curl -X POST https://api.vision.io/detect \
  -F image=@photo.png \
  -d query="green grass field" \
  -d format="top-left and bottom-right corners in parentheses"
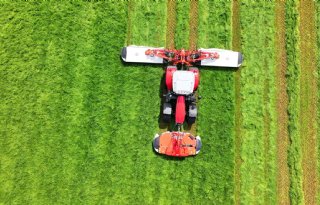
top-left (1, 1), bottom-right (320, 204)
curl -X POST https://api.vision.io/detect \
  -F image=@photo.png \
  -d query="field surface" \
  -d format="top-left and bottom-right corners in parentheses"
top-left (0, 1), bottom-right (320, 204)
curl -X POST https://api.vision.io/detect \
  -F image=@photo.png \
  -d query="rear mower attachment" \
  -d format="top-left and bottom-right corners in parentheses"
top-left (153, 131), bottom-right (202, 157)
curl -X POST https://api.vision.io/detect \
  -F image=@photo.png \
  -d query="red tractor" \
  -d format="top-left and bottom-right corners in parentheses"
top-left (121, 46), bottom-right (243, 157)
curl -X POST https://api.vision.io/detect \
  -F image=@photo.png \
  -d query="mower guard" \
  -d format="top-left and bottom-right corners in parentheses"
top-left (153, 131), bottom-right (202, 157)
top-left (121, 45), bottom-right (164, 64)
top-left (199, 48), bottom-right (243, 67)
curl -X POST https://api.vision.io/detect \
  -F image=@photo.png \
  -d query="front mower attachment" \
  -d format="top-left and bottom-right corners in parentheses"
top-left (153, 131), bottom-right (202, 157)
top-left (199, 48), bottom-right (243, 67)
top-left (121, 46), bottom-right (165, 64)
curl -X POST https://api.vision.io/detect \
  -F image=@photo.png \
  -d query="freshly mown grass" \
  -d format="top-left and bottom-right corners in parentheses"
top-left (284, 0), bottom-right (304, 204)
top-left (238, 1), bottom-right (277, 204)
top-left (197, 1), bottom-right (235, 204)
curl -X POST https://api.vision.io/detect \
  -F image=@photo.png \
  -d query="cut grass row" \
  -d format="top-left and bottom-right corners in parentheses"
top-left (298, 1), bottom-right (318, 204)
top-left (166, 0), bottom-right (176, 49)
top-left (231, 0), bottom-right (242, 204)
top-left (275, 1), bottom-right (290, 204)
top-left (188, 0), bottom-right (198, 51)
top-left (237, 1), bottom-right (277, 204)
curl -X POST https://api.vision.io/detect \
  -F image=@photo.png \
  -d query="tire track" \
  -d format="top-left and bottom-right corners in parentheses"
top-left (298, 1), bottom-right (318, 204)
top-left (232, 1), bottom-right (241, 204)
top-left (275, 1), bottom-right (290, 204)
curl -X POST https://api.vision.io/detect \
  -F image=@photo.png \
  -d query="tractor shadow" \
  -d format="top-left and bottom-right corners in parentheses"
top-left (200, 66), bottom-right (238, 72)
top-left (158, 71), bottom-right (171, 130)
top-left (121, 60), bottom-right (173, 130)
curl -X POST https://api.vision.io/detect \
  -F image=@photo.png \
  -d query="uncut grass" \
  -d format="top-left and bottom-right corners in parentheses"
top-left (196, 1), bottom-right (235, 204)
top-left (238, 1), bottom-right (277, 204)
top-left (175, 1), bottom-right (190, 49)
top-left (122, 1), bottom-right (169, 204)
top-left (0, 2), bottom-right (130, 204)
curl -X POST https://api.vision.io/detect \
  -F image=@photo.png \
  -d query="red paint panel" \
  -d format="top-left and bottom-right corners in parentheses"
top-left (189, 67), bottom-right (199, 90)
top-left (165, 66), bottom-right (177, 90)
top-left (175, 96), bottom-right (186, 124)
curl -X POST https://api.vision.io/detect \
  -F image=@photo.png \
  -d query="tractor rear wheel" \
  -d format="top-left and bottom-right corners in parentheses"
top-left (196, 136), bottom-right (202, 154)
top-left (187, 116), bottom-right (196, 124)
top-left (162, 102), bottom-right (172, 123)
top-left (153, 136), bottom-right (160, 149)
top-left (162, 114), bottom-right (171, 123)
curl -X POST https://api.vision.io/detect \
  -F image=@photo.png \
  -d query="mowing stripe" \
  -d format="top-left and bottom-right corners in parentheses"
top-left (298, 1), bottom-right (318, 204)
top-left (122, 2), bottom-right (166, 203)
top-left (159, 0), bottom-right (176, 134)
top-left (0, 3), bottom-right (51, 203)
top-left (285, 0), bottom-right (304, 203)
top-left (232, 0), bottom-right (241, 204)
top-left (236, 2), bottom-right (277, 204)
top-left (275, 1), bottom-right (290, 204)
top-left (262, 2), bottom-right (278, 203)
top-left (197, 1), bottom-right (235, 203)
top-left (81, 4), bottom-right (129, 203)
top-left (184, 0), bottom-right (198, 136)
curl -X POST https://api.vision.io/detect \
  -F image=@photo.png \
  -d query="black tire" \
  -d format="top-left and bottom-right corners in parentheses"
top-left (153, 136), bottom-right (160, 150)
top-left (190, 53), bottom-right (200, 59)
top-left (186, 116), bottom-right (196, 125)
top-left (162, 114), bottom-right (171, 123)
top-left (196, 138), bottom-right (202, 152)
